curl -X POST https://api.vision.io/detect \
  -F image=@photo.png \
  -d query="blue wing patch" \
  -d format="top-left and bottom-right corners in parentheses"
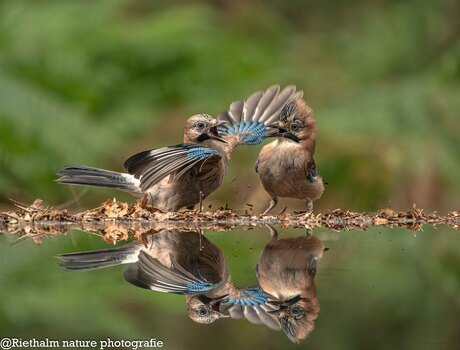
top-left (187, 147), bottom-right (220, 159)
top-left (225, 286), bottom-right (269, 306)
top-left (186, 281), bottom-right (219, 294)
top-left (219, 121), bottom-right (267, 145)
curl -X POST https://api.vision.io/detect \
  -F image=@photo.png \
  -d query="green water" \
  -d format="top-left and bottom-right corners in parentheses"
top-left (1, 225), bottom-right (459, 350)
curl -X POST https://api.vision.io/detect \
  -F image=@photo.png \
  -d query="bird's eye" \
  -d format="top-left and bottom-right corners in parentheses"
top-left (198, 307), bottom-right (208, 316)
top-left (196, 122), bottom-right (206, 129)
top-left (291, 306), bottom-right (302, 316)
top-left (291, 123), bottom-right (300, 132)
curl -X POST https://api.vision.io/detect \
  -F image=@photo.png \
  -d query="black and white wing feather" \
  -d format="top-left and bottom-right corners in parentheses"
top-left (123, 251), bottom-right (221, 295)
top-left (123, 144), bottom-right (222, 191)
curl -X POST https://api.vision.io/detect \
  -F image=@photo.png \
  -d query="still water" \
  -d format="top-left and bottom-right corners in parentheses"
top-left (0, 225), bottom-right (459, 350)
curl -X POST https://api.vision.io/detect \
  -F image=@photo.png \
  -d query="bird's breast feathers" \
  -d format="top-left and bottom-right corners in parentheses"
top-left (258, 140), bottom-right (308, 177)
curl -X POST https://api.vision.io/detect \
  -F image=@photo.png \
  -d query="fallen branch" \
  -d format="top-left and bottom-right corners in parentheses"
top-left (0, 199), bottom-right (458, 244)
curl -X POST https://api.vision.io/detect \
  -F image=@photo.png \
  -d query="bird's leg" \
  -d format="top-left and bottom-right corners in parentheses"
top-left (262, 196), bottom-right (278, 215)
top-left (199, 191), bottom-right (204, 212)
top-left (308, 256), bottom-right (318, 277)
top-left (139, 194), bottom-right (148, 208)
top-left (266, 225), bottom-right (278, 239)
top-left (199, 229), bottom-right (204, 251)
top-left (305, 225), bottom-right (313, 237)
top-left (305, 199), bottom-right (313, 217)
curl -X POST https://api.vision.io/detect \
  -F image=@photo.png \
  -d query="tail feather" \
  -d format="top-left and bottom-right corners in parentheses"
top-left (57, 244), bottom-right (141, 271)
top-left (56, 165), bottom-right (141, 193)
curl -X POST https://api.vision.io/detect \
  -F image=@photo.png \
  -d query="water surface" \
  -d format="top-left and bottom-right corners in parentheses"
top-left (0, 225), bottom-right (459, 350)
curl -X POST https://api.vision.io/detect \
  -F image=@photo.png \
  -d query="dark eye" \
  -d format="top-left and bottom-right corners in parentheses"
top-left (198, 307), bottom-right (208, 316)
top-left (196, 122), bottom-right (206, 129)
top-left (291, 123), bottom-right (300, 132)
top-left (291, 306), bottom-right (302, 316)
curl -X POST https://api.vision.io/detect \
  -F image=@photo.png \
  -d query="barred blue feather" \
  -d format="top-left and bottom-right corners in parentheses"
top-left (186, 281), bottom-right (219, 294)
top-left (219, 121), bottom-right (267, 145)
top-left (187, 147), bottom-right (220, 159)
top-left (225, 286), bottom-right (269, 306)
top-left (217, 85), bottom-right (303, 146)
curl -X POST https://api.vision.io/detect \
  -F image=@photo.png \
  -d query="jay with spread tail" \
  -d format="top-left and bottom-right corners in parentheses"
top-left (57, 229), bottom-right (279, 327)
top-left (57, 85), bottom-right (298, 212)
top-left (256, 96), bottom-right (325, 215)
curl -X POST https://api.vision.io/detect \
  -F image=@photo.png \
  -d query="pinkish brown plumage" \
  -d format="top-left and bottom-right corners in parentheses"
top-left (256, 98), bottom-right (324, 214)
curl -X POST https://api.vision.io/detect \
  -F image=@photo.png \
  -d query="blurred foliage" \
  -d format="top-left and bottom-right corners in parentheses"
top-left (0, 0), bottom-right (459, 212)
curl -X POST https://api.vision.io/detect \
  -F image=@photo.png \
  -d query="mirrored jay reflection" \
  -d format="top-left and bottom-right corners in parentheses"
top-left (57, 229), bottom-right (279, 328)
top-left (256, 227), bottom-right (325, 343)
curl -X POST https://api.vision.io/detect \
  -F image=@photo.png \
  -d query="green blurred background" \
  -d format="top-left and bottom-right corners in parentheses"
top-left (0, 0), bottom-right (459, 213)
top-left (1, 1), bottom-right (460, 349)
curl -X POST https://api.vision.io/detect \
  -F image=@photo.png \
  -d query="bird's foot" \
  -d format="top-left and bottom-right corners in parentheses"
top-left (139, 194), bottom-right (149, 208)
top-left (304, 200), bottom-right (314, 217)
top-left (261, 197), bottom-right (278, 216)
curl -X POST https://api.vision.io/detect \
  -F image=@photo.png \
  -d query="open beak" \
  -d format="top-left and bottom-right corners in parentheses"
top-left (208, 124), bottom-right (228, 143)
top-left (210, 294), bottom-right (229, 317)
top-left (211, 293), bottom-right (229, 304)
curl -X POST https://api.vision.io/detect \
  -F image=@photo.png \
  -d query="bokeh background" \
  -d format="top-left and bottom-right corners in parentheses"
top-left (0, 0), bottom-right (459, 212)
top-left (1, 1), bottom-right (460, 350)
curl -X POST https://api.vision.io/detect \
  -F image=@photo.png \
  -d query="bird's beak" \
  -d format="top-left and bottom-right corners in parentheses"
top-left (267, 295), bottom-right (302, 312)
top-left (215, 120), bottom-right (229, 127)
top-left (268, 306), bottom-right (287, 314)
top-left (211, 294), bottom-right (229, 304)
top-left (208, 124), bottom-right (228, 143)
top-left (210, 294), bottom-right (229, 314)
top-left (265, 123), bottom-right (300, 143)
top-left (264, 122), bottom-right (282, 138)
top-left (279, 131), bottom-right (300, 143)
top-left (284, 295), bottom-right (302, 305)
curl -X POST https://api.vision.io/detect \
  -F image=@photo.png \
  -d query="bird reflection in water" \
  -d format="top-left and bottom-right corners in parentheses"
top-left (57, 229), bottom-right (278, 327)
top-left (257, 226), bottom-right (325, 343)
top-left (57, 227), bottom-right (325, 343)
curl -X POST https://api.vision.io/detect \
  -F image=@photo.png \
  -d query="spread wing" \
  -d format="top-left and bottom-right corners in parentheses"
top-left (124, 251), bottom-right (221, 295)
top-left (123, 144), bottom-right (222, 191)
top-left (217, 85), bottom-right (303, 146)
top-left (220, 286), bottom-right (281, 330)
